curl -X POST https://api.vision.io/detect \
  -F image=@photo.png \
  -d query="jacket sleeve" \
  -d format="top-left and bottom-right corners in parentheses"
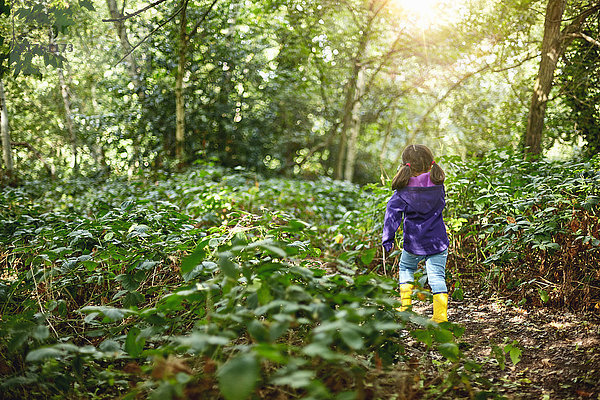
top-left (382, 192), bottom-right (406, 252)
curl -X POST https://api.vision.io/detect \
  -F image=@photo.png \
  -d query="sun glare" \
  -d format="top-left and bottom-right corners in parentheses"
top-left (393, 0), bottom-right (458, 28)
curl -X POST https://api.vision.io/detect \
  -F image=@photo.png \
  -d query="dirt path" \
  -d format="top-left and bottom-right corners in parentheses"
top-left (416, 291), bottom-right (600, 399)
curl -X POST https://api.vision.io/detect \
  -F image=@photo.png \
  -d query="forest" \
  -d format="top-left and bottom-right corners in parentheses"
top-left (0, 0), bottom-right (599, 399)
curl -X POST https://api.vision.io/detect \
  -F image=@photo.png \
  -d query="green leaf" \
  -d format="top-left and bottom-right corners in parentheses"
top-left (254, 343), bottom-right (286, 363)
top-left (248, 320), bottom-right (269, 343)
top-left (26, 347), bottom-right (63, 362)
top-left (32, 325), bottom-right (50, 340)
top-left (283, 219), bottom-right (310, 232)
top-left (437, 342), bottom-right (460, 361)
top-left (538, 289), bottom-right (549, 303)
top-left (79, 306), bottom-right (137, 321)
top-left (115, 274), bottom-right (140, 291)
top-left (124, 327), bottom-right (145, 357)
top-left (123, 291), bottom-right (145, 308)
top-left (411, 329), bottom-right (433, 347)
top-left (218, 256), bottom-right (239, 280)
top-left (433, 328), bottom-right (454, 343)
top-left (271, 369), bottom-right (315, 389)
top-left (180, 240), bottom-right (209, 275)
top-left (217, 354), bottom-right (260, 400)
top-left (176, 333), bottom-right (230, 352)
top-left (491, 343), bottom-right (505, 370)
top-left (78, 0), bottom-right (95, 11)
top-left (257, 283), bottom-right (273, 305)
top-left (340, 327), bottom-right (364, 350)
top-left (360, 248), bottom-right (377, 265)
top-left (505, 342), bottom-right (522, 365)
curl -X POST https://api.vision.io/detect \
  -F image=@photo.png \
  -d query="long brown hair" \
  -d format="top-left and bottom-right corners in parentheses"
top-left (391, 144), bottom-right (445, 190)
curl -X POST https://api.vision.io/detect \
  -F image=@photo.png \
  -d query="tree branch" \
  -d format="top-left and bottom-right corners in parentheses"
top-left (188, 0), bottom-right (220, 40)
top-left (11, 141), bottom-right (54, 177)
top-left (113, 3), bottom-right (185, 67)
top-left (102, 0), bottom-right (169, 22)
top-left (564, 32), bottom-right (600, 48)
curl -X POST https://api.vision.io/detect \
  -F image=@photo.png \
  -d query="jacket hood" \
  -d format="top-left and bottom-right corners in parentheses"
top-left (398, 185), bottom-right (445, 214)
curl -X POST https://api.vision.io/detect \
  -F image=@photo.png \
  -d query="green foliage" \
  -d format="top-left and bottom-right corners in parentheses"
top-left (2, 150), bottom-right (598, 397)
top-left (0, 163), bottom-right (483, 399)
top-left (555, 8), bottom-right (600, 158)
top-left (444, 149), bottom-right (600, 309)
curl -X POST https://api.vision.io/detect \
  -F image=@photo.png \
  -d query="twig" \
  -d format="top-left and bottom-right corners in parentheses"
top-left (382, 245), bottom-right (387, 276)
top-left (188, 0), bottom-right (220, 39)
top-left (102, 0), bottom-right (169, 22)
top-left (113, 3), bottom-right (185, 67)
top-left (29, 264), bottom-right (59, 338)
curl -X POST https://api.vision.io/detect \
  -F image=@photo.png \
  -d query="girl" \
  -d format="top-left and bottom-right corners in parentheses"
top-left (382, 144), bottom-right (450, 323)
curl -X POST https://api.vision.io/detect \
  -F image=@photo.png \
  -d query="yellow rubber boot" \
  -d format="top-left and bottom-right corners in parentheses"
top-left (398, 283), bottom-right (413, 311)
top-left (432, 293), bottom-right (448, 323)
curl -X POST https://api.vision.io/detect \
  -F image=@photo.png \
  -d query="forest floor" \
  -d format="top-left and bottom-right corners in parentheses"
top-left (410, 291), bottom-right (600, 400)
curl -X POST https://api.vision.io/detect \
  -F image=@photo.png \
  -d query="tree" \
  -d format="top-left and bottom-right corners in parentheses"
top-left (105, 0), bottom-right (142, 92)
top-left (0, 78), bottom-right (13, 179)
top-left (524, 0), bottom-right (600, 155)
top-left (556, 4), bottom-right (600, 158)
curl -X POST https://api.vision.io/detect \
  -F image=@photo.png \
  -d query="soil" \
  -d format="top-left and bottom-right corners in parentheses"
top-left (412, 290), bottom-right (600, 399)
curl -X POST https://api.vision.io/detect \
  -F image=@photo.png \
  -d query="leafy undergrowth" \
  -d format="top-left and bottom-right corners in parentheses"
top-left (443, 151), bottom-right (600, 311)
top-left (0, 151), bottom-right (598, 399)
top-left (0, 163), bottom-right (485, 399)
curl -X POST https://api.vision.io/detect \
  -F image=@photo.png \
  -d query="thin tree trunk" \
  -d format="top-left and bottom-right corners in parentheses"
top-left (524, 0), bottom-right (566, 155)
top-left (379, 106), bottom-right (396, 168)
top-left (335, 78), bottom-right (355, 180)
top-left (175, 0), bottom-right (188, 161)
top-left (343, 68), bottom-right (365, 182)
top-left (57, 68), bottom-right (78, 172)
top-left (0, 79), bottom-right (14, 178)
top-left (106, 0), bottom-right (141, 92)
top-left (90, 83), bottom-right (109, 173)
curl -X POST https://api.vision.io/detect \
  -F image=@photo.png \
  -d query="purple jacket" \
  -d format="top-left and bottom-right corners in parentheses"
top-left (382, 172), bottom-right (449, 255)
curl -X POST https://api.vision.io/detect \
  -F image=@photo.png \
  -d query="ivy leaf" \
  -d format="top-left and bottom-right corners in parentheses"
top-left (217, 354), bottom-right (260, 400)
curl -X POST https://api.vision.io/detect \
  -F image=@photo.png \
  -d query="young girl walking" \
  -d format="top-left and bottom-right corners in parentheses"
top-left (382, 144), bottom-right (450, 323)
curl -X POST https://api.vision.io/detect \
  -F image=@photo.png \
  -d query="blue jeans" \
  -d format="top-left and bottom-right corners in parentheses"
top-left (399, 249), bottom-right (448, 294)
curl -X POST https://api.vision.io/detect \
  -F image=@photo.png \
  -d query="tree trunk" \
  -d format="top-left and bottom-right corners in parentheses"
top-left (524, 0), bottom-right (566, 155)
top-left (90, 83), bottom-right (110, 173)
top-left (106, 0), bottom-right (142, 92)
top-left (0, 79), bottom-right (14, 178)
top-left (335, 80), bottom-right (354, 180)
top-left (343, 68), bottom-right (365, 182)
top-left (58, 68), bottom-right (78, 172)
top-left (379, 107), bottom-right (396, 168)
top-left (175, 0), bottom-right (188, 162)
